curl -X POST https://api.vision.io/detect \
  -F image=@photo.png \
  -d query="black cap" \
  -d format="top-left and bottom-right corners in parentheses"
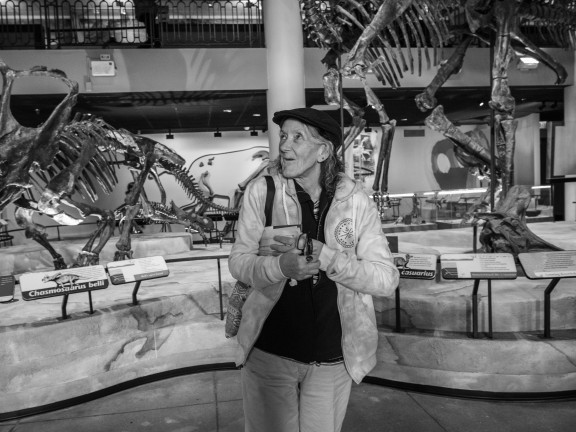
top-left (272, 107), bottom-right (342, 149)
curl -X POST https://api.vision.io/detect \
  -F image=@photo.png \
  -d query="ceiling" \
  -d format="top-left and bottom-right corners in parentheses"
top-left (11, 85), bottom-right (565, 135)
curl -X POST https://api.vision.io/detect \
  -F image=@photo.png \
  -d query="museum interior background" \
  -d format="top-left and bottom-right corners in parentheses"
top-left (1, 0), bottom-right (576, 423)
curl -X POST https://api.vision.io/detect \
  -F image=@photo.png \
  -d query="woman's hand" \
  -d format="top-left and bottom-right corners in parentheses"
top-left (278, 252), bottom-right (320, 281)
top-left (272, 235), bottom-right (325, 282)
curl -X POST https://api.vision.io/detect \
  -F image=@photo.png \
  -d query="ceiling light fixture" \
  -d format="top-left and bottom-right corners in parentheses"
top-left (214, 128), bottom-right (222, 138)
top-left (365, 126), bottom-right (372, 133)
top-left (223, 109), bottom-right (232, 113)
top-left (250, 128), bottom-right (258, 137)
top-left (166, 129), bottom-right (174, 139)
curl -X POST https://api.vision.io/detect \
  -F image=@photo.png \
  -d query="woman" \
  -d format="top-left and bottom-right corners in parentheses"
top-left (229, 107), bottom-right (399, 432)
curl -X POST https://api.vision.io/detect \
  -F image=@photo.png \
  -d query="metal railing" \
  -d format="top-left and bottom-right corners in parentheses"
top-left (0, 0), bottom-right (264, 49)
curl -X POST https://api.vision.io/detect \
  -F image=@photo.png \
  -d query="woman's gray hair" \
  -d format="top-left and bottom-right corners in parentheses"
top-left (273, 122), bottom-right (344, 197)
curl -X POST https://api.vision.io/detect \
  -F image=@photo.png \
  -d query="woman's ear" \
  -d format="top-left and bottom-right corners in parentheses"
top-left (317, 145), bottom-right (329, 163)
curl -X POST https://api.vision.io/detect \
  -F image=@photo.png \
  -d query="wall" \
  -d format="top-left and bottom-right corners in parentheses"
top-left (1, 45), bottom-right (572, 241)
top-left (1, 47), bottom-right (571, 95)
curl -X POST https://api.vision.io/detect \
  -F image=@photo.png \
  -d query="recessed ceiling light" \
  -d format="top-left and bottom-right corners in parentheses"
top-left (401, 118), bottom-right (408, 121)
top-left (223, 109), bottom-right (232, 113)
top-left (252, 113), bottom-right (261, 117)
top-left (244, 126), bottom-right (251, 130)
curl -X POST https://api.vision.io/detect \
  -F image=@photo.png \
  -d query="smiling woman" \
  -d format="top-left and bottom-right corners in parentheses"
top-left (228, 107), bottom-right (399, 432)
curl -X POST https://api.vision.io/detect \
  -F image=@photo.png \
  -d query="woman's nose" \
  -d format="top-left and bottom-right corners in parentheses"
top-left (279, 138), bottom-right (291, 151)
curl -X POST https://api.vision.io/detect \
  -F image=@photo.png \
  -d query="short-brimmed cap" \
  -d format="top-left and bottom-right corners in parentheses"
top-left (272, 107), bottom-right (342, 149)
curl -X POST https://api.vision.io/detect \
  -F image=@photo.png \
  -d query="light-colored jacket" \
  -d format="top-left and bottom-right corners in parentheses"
top-left (228, 172), bottom-right (399, 383)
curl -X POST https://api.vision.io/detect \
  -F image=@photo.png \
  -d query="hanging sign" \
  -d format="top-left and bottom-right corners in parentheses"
top-left (106, 256), bottom-right (169, 285)
top-left (393, 253), bottom-right (437, 280)
top-left (20, 265), bottom-right (109, 301)
top-left (519, 251), bottom-right (576, 279)
top-left (440, 253), bottom-right (517, 280)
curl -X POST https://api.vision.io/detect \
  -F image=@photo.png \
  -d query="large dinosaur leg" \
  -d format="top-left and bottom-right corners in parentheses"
top-left (490, 0), bottom-right (518, 197)
top-left (115, 141), bottom-right (156, 261)
top-left (363, 82), bottom-right (395, 197)
top-left (55, 198), bottom-right (117, 267)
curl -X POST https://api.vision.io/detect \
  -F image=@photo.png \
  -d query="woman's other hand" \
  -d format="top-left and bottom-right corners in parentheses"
top-left (270, 235), bottom-right (300, 254)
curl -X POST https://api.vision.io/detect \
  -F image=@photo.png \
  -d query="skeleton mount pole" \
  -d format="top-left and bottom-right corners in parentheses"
top-left (489, 35), bottom-right (496, 210)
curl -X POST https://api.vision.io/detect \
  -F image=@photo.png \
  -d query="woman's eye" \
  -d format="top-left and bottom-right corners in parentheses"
top-left (294, 133), bottom-right (303, 141)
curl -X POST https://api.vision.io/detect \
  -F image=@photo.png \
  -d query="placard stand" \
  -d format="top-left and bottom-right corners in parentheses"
top-left (106, 256), bottom-right (170, 307)
top-left (393, 253), bottom-right (437, 332)
top-left (471, 279), bottom-right (492, 339)
top-left (441, 253), bottom-right (517, 339)
top-left (543, 278), bottom-right (561, 339)
top-left (518, 251), bottom-right (576, 338)
top-left (59, 292), bottom-right (95, 320)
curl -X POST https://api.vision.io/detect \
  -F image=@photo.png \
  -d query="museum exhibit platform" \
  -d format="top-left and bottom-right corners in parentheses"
top-left (1, 222), bottom-right (576, 420)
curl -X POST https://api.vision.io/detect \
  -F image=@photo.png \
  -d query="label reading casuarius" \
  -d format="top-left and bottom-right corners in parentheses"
top-left (20, 265), bottom-right (109, 301)
top-left (393, 253), bottom-right (437, 280)
top-left (106, 256), bottom-right (169, 285)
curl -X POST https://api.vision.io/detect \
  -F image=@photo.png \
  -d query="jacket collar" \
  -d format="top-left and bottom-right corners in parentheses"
top-left (273, 172), bottom-right (358, 202)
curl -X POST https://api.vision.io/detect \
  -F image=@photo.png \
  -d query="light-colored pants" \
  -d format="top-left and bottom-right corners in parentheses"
top-left (242, 348), bottom-right (353, 432)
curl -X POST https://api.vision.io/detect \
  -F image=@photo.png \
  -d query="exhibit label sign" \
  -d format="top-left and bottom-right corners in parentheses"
top-left (20, 266), bottom-right (109, 300)
top-left (107, 256), bottom-right (169, 285)
top-left (518, 251), bottom-right (576, 279)
top-left (440, 253), bottom-right (517, 280)
top-left (393, 253), bottom-right (437, 279)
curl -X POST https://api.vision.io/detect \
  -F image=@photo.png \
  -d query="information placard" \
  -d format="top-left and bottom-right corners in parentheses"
top-left (0, 274), bottom-right (15, 302)
top-left (393, 253), bottom-right (437, 280)
top-left (518, 251), bottom-right (576, 279)
top-left (107, 256), bottom-right (169, 285)
top-left (441, 253), bottom-right (517, 280)
top-left (20, 266), bottom-right (109, 301)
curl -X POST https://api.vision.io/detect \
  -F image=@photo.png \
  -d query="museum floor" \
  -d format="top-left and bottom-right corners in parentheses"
top-left (1, 369), bottom-right (576, 432)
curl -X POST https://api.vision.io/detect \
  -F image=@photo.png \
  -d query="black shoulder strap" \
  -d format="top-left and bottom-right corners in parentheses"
top-left (264, 176), bottom-right (275, 227)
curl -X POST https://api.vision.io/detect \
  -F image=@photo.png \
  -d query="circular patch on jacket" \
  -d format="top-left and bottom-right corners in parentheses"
top-left (335, 218), bottom-right (354, 248)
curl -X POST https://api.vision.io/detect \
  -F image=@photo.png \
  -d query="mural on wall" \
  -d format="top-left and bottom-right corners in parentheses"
top-left (188, 146), bottom-right (270, 203)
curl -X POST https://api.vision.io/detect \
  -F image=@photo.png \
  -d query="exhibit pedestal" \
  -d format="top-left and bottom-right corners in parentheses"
top-left (373, 222), bottom-right (576, 396)
top-left (2, 222), bottom-right (576, 418)
top-left (0, 245), bottom-right (237, 417)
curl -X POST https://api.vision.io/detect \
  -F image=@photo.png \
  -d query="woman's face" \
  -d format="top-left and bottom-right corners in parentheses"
top-left (278, 119), bottom-right (325, 182)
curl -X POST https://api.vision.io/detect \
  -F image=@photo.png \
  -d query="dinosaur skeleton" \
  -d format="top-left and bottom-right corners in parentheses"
top-left (300, 0), bottom-right (456, 207)
top-left (301, 0), bottom-right (575, 254)
top-left (0, 59), bottom-right (234, 268)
